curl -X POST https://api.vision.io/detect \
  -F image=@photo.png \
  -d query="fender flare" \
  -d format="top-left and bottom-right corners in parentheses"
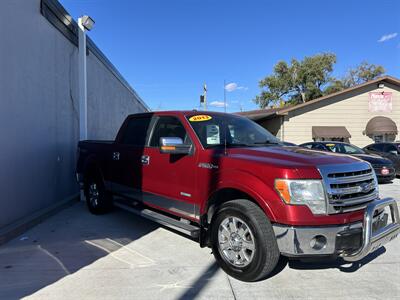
top-left (203, 169), bottom-right (278, 222)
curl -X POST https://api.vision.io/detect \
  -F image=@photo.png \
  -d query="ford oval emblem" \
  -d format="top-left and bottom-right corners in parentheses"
top-left (359, 182), bottom-right (372, 193)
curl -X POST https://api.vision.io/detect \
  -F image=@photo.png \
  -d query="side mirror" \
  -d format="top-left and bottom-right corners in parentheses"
top-left (159, 137), bottom-right (191, 155)
top-left (389, 150), bottom-right (398, 156)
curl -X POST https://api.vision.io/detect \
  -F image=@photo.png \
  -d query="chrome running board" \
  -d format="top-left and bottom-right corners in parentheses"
top-left (114, 201), bottom-right (200, 238)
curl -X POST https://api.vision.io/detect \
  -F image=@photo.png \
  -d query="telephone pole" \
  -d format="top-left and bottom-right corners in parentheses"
top-left (203, 83), bottom-right (207, 111)
top-left (200, 83), bottom-right (207, 111)
top-left (223, 80), bottom-right (227, 113)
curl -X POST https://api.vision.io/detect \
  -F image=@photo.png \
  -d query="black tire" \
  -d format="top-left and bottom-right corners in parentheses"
top-left (211, 199), bottom-right (280, 282)
top-left (84, 171), bottom-right (112, 215)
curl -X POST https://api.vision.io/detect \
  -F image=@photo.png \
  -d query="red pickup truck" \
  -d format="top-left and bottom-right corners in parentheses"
top-left (76, 111), bottom-right (400, 281)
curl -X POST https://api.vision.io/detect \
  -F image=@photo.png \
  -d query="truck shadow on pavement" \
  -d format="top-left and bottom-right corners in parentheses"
top-left (0, 201), bottom-right (388, 299)
top-left (0, 203), bottom-right (160, 299)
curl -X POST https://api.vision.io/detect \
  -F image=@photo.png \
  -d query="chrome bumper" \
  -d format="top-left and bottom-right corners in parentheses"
top-left (273, 198), bottom-right (400, 259)
top-left (341, 198), bottom-right (400, 262)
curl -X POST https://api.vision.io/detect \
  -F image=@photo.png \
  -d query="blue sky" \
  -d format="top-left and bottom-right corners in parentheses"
top-left (60, 0), bottom-right (400, 112)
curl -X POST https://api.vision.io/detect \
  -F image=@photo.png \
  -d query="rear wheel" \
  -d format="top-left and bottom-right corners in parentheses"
top-left (211, 199), bottom-right (280, 282)
top-left (84, 172), bottom-right (112, 214)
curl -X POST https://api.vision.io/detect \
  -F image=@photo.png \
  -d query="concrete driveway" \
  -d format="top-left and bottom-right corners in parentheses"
top-left (1, 181), bottom-right (400, 300)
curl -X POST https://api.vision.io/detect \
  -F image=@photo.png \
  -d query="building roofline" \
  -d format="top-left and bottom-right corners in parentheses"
top-left (276, 75), bottom-right (400, 115)
top-left (238, 75), bottom-right (400, 119)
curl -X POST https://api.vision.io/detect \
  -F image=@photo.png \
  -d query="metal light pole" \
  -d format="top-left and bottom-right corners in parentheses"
top-left (223, 80), bottom-right (227, 113)
top-left (78, 15), bottom-right (95, 141)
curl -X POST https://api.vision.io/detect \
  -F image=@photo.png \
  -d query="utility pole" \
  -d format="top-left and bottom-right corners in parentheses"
top-left (223, 80), bottom-right (227, 113)
top-left (203, 83), bottom-right (207, 111)
top-left (200, 83), bottom-right (207, 111)
top-left (77, 15), bottom-right (95, 141)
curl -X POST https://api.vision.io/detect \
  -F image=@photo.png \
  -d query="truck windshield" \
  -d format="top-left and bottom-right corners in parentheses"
top-left (186, 113), bottom-right (280, 148)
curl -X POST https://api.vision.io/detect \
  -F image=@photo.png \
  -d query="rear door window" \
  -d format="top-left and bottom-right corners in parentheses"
top-left (120, 116), bottom-right (153, 146)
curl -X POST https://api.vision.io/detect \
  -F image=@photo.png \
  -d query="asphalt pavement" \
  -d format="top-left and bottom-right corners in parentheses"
top-left (0, 180), bottom-right (399, 300)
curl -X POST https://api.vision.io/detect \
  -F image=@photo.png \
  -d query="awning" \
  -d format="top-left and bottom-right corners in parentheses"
top-left (365, 116), bottom-right (398, 136)
top-left (312, 126), bottom-right (351, 139)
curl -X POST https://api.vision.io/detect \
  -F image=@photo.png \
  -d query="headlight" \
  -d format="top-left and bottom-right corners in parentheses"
top-left (275, 179), bottom-right (327, 215)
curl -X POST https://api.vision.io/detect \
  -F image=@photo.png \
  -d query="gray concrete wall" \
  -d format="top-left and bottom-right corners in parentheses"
top-left (0, 0), bottom-right (147, 229)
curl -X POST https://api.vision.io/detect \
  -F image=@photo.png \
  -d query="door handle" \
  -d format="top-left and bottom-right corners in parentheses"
top-left (141, 155), bottom-right (150, 165)
top-left (113, 152), bottom-right (120, 161)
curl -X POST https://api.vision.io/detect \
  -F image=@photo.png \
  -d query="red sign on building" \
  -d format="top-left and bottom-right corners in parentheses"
top-left (369, 92), bottom-right (392, 112)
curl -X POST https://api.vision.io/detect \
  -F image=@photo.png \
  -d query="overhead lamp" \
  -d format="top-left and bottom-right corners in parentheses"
top-left (80, 15), bottom-right (95, 31)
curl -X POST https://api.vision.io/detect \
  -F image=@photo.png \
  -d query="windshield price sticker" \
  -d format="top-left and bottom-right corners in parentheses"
top-left (206, 125), bottom-right (220, 144)
top-left (189, 115), bottom-right (212, 122)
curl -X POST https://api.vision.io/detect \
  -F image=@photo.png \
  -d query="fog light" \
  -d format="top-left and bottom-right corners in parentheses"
top-left (310, 235), bottom-right (327, 250)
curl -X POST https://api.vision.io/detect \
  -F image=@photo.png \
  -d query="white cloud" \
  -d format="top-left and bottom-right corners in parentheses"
top-left (224, 82), bottom-right (248, 92)
top-left (225, 82), bottom-right (238, 92)
top-left (209, 101), bottom-right (228, 108)
top-left (378, 32), bottom-right (398, 42)
top-left (237, 86), bottom-right (248, 91)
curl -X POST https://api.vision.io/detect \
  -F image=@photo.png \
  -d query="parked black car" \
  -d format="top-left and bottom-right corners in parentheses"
top-left (300, 141), bottom-right (396, 183)
top-left (363, 142), bottom-right (400, 176)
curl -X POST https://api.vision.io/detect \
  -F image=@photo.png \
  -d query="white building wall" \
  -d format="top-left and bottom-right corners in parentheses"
top-left (282, 83), bottom-right (400, 147)
top-left (0, 0), bottom-right (147, 229)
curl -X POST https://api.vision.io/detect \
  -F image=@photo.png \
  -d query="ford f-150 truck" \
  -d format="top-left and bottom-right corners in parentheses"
top-left (76, 111), bottom-right (400, 281)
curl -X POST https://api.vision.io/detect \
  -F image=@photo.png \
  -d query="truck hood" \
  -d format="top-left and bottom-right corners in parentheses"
top-left (226, 146), bottom-right (361, 168)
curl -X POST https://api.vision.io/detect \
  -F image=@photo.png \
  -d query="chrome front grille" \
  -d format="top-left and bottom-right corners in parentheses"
top-left (318, 162), bottom-right (379, 214)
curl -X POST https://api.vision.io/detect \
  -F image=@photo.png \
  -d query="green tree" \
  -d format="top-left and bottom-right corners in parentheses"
top-left (323, 62), bottom-right (385, 95)
top-left (255, 53), bottom-right (336, 108)
top-left (323, 79), bottom-right (345, 95)
top-left (255, 55), bottom-right (386, 109)
top-left (342, 61), bottom-right (385, 88)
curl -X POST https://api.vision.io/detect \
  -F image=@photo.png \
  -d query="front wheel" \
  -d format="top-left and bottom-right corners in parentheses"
top-left (211, 200), bottom-right (280, 282)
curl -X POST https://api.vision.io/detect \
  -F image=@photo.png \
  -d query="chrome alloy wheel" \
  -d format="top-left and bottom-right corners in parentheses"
top-left (218, 216), bottom-right (255, 267)
top-left (88, 183), bottom-right (99, 207)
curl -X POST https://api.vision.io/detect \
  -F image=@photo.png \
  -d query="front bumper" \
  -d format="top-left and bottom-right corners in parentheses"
top-left (273, 198), bottom-right (400, 260)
